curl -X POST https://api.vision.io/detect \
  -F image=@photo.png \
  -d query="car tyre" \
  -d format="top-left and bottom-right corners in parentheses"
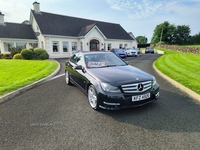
top-left (65, 70), bottom-right (72, 85)
top-left (88, 85), bottom-right (99, 110)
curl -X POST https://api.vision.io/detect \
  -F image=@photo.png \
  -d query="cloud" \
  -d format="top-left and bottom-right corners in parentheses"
top-left (106, 0), bottom-right (178, 19)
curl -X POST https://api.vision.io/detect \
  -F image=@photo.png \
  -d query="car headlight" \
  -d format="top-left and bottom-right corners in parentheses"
top-left (100, 82), bottom-right (121, 93)
top-left (152, 76), bottom-right (157, 86)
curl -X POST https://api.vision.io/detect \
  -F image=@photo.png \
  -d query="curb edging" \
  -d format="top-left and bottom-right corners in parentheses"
top-left (153, 63), bottom-right (200, 102)
top-left (0, 60), bottom-right (61, 104)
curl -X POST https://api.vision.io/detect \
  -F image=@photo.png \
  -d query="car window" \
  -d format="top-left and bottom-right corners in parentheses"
top-left (70, 54), bottom-right (78, 64)
top-left (76, 55), bottom-right (83, 66)
top-left (70, 53), bottom-right (83, 65)
top-left (85, 53), bottom-right (127, 68)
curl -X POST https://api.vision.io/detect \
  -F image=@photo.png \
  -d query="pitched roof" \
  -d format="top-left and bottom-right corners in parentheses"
top-left (31, 10), bottom-right (133, 40)
top-left (0, 22), bottom-right (37, 39)
top-left (78, 23), bottom-right (96, 37)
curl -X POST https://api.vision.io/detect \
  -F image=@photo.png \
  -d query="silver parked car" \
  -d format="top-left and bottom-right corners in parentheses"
top-left (124, 48), bottom-right (138, 57)
top-left (133, 48), bottom-right (140, 54)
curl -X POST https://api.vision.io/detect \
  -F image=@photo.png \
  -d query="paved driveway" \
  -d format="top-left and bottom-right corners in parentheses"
top-left (0, 54), bottom-right (200, 150)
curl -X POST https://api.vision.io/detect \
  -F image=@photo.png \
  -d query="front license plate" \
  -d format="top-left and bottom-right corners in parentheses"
top-left (132, 93), bottom-right (150, 101)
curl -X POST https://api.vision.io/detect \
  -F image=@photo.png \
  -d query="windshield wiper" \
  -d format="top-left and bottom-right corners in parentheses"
top-left (104, 64), bottom-right (117, 67)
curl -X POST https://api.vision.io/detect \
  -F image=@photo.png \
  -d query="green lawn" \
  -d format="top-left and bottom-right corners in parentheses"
top-left (181, 45), bottom-right (200, 47)
top-left (154, 48), bottom-right (200, 95)
top-left (0, 60), bottom-right (58, 96)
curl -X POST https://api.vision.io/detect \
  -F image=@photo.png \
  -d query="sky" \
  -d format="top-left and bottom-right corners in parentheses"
top-left (0, 0), bottom-right (200, 42)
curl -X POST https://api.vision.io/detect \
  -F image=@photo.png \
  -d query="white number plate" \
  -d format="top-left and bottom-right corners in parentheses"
top-left (132, 93), bottom-right (150, 101)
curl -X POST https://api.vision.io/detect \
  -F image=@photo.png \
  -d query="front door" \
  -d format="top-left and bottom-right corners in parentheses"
top-left (90, 39), bottom-right (99, 51)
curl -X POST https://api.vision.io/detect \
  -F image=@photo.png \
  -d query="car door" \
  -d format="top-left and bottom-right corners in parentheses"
top-left (72, 53), bottom-right (88, 91)
top-left (67, 54), bottom-right (78, 83)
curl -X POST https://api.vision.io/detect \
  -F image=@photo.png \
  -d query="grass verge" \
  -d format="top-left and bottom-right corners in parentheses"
top-left (154, 48), bottom-right (200, 95)
top-left (181, 45), bottom-right (200, 47)
top-left (0, 60), bottom-right (58, 96)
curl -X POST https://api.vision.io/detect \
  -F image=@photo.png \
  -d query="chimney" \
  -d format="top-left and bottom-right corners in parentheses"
top-left (0, 12), bottom-right (4, 24)
top-left (33, 1), bottom-right (40, 12)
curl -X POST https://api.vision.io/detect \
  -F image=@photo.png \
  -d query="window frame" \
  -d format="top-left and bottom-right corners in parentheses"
top-left (62, 41), bottom-right (68, 52)
top-left (52, 41), bottom-right (59, 52)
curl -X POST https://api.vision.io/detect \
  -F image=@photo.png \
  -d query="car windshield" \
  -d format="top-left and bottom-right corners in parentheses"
top-left (84, 53), bottom-right (127, 68)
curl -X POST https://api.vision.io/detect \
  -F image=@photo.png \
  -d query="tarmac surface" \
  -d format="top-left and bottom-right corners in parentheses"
top-left (0, 53), bottom-right (200, 150)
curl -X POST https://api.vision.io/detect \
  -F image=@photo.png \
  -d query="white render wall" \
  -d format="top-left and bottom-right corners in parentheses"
top-left (41, 36), bottom-right (137, 58)
top-left (44, 36), bottom-right (80, 58)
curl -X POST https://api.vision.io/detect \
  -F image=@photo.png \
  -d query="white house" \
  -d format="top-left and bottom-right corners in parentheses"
top-left (0, 1), bottom-right (138, 58)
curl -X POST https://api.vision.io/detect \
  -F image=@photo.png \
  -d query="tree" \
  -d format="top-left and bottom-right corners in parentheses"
top-left (151, 21), bottom-right (174, 44)
top-left (190, 32), bottom-right (200, 44)
top-left (136, 36), bottom-right (148, 44)
top-left (151, 21), bottom-right (191, 45)
top-left (174, 25), bottom-right (191, 44)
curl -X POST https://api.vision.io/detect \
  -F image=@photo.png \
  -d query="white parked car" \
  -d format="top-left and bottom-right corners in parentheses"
top-left (124, 48), bottom-right (138, 57)
top-left (133, 48), bottom-right (140, 54)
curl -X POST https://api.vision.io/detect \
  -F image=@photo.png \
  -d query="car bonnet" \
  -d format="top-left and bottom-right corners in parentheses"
top-left (86, 65), bottom-right (153, 86)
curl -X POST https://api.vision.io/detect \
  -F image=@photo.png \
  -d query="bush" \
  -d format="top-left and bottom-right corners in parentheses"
top-left (0, 53), bottom-right (3, 59)
top-left (13, 53), bottom-right (22, 59)
top-left (2, 53), bottom-right (12, 59)
top-left (34, 48), bottom-right (49, 60)
top-left (9, 47), bottom-right (23, 57)
top-left (21, 49), bottom-right (33, 60)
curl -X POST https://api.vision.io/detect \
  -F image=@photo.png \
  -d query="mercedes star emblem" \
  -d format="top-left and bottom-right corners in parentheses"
top-left (138, 83), bottom-right (143, 91)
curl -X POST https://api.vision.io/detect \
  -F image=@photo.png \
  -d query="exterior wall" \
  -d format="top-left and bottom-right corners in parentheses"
top-left (129, 32), bottom-right (138, 48)
top-left (104, 40), bottom-right (136, 50)
top-left (85, 27), bottom-right (105, 51)
top-left (40, 34), bottom-right (136, 58)
top-left (43, 36), bottom-right (80, 58)
top-left (0, 40), bottom-right (2, 52)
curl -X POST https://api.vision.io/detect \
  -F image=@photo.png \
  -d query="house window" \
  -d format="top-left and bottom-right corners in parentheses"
top-left (108, 43), bottom-right (111, 50)
top-left (119, 44), bottom-right (123, 49)
top-left (6, 43), bottom-right (15, 52)
top-left (124, 44), bottom-right (127, 48)
top-left (63, 41), bottom-right (68, 52)
top-left (53, 41), bottom-right (59, 52)
top-left (29, 43), bottom-right (38, 49)
top-left (72, 42), bottom-right (77, 51)
top-left (16, 43), bottom-right (26, 49)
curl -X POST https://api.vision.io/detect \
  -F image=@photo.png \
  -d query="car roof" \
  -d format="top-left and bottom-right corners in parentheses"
top-left (111, 48), bottom-right (123, 50)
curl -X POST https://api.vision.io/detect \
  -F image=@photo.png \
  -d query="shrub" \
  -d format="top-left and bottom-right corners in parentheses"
top-left (9, 47), bottom-right (23, 57)
top-left (0, 53), bottom-right (3, 59)
top-left (34, 48), bottom-right (49, 60)
top-left (13, 53), bottom-right (22, 59)
top-left (21, 49), bottom-right (33, 60)
top-left (3, 53), bottom-right (12, 59)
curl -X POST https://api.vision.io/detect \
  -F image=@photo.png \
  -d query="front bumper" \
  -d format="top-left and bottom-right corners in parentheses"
top-left (98, 85), bottom-right (159, 110)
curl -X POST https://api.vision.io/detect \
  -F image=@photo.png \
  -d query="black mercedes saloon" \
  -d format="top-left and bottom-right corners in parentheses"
top-left (65, 51), bottom-right (159, 110)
